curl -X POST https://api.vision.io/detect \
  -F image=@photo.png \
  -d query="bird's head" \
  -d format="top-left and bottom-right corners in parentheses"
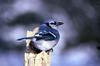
top-left (45, 20), bottom-right (64, 29)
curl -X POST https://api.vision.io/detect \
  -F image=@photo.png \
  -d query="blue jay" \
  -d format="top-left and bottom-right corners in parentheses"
top-left (18, 20), bottom-right (63, 51)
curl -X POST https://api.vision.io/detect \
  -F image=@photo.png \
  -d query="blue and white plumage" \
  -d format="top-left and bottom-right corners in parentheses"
top-left (18, 20), bottom-right (63, 51)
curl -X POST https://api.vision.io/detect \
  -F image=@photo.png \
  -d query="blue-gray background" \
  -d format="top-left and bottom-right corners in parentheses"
top-left (0, 0), bottom-right (100, 66)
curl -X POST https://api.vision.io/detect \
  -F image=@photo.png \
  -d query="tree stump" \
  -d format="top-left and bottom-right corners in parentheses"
top-left (24, 27), bottom-right (51, 66)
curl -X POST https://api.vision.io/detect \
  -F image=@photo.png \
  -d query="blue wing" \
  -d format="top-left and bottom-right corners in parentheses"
top-left (34, 31), bottom-right (57, 41)
top-left (34, 24), bottom-right (59, 41)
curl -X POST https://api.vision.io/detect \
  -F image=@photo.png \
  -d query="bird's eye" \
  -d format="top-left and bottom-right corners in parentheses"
top-left (50, 23), bottom-right (54, 24)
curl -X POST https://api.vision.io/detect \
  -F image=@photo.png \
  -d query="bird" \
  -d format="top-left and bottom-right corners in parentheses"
top-left (17, 20), bottom-right (64, 51)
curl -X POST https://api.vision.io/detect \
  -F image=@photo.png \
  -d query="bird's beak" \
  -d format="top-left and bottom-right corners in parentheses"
top-left (57, 22), bottom-right (64, 26)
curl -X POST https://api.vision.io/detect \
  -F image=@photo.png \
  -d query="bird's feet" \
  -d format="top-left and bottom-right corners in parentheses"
top-left (46, 48), bottom-right (53, 54)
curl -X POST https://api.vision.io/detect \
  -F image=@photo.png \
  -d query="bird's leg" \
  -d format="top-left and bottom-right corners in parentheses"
top-left (49, 48), bottom-right (53, 52)
top-left (46, 48), bottom-right (53, 54)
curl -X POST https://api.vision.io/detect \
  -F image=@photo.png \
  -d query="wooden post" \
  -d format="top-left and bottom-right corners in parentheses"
top-left (24, 27), bottom-right (51, 66)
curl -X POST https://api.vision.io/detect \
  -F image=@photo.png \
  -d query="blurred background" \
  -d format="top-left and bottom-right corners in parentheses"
top-left (0, 0), bottom-right (100, 66)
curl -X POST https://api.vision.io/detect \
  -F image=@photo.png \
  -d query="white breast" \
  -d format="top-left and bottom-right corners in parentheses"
top-left (32, 38), bottom-right (58, 51)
